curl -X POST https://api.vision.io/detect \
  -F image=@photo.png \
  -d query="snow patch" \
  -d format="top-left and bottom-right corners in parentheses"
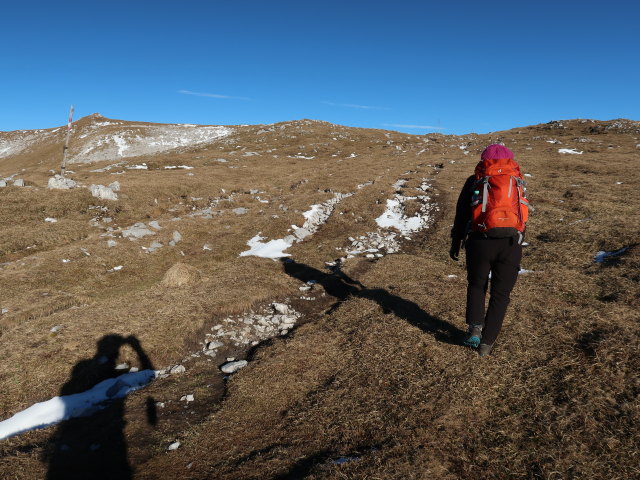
top-left (240, 193), bottom-right (353, 259)
top-left (558, 148), bottom-right (583, 155)
top-left (240, 235), bottom-right (292, 259)
top-left (594, 247), bottom-right (629, 263)
top-left (0, 370), bottom-right (156, 440)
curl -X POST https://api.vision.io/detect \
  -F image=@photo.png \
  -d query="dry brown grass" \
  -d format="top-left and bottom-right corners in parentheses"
top-left (1, 117), bottom-right (638, 479)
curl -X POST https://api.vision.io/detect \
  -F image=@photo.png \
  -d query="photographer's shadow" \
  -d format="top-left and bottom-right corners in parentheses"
top-left (44, 334), bottom-right (157, 480)
top-left (281, 259), bottom-right (464, 345)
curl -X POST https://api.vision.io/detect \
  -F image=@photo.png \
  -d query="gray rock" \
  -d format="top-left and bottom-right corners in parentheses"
top-left (147, 241), bottom-right (163, 253)
top-left (167, 441), bottom-right (181, 451)
top-left (13, 179), bottom-right (25, 187)
top-left (272, 303), bottom-right (293, 315)
top-left (122, 223), bottom-right (155, 239)
top-left (89, 184), bottom-right (118, 200)
top-left (108, 181), bottom-right (121, 192)
top-left (169, 364), bottom-right (186, 374)
top-left (220, 360), bottom-right (248, 374)
top-left (148, 220), bottom-right (161, 230)
top-left (107, 240), bottom-right (118, 248)
top-left (0, 180), bottom-right (6, 187)
top-left (206, 340), bottom-right (224, 350)
top-left (48, 174), bottom-right (77, 190)
top-left (232, 207), bottom-right (248, 215)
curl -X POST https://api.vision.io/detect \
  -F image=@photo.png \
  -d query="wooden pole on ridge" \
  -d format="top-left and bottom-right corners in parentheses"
top-left (60, 104), bottom-right (74, 177)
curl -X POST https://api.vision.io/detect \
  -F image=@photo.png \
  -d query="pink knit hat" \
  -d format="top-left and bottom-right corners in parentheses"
top-left (481, 144), bottom-right (514, 160)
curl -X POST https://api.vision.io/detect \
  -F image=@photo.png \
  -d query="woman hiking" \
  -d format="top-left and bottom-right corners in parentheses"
top-left (449, 144), bottom-right (531, 356)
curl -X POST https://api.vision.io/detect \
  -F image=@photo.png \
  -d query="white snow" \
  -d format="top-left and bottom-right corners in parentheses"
top-left (240, 193), bottom-right (352, 259)
top-left (0, 370), bottom-right (156, 440)
top-left (558, 148), bottom-right (583, 155)
top-left (375, 198), bottom-right (425, 234)
top-left (240, 234), bottom-right (293, 259)
top-left (68, 125), bottom-right (233, 164)
top-left (112, 134), bottom-right (129, 157)
top-left (594, 247), bottom-right (629, 263)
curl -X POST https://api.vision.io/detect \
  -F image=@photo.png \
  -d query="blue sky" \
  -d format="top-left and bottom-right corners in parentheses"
top-left (1, 0), bottom-right (638, 134)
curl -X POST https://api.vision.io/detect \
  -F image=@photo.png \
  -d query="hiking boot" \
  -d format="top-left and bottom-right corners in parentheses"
top-left (463, 325), bottom-right (483, 348)
top-left (478, 343), bottom-right (494, 357)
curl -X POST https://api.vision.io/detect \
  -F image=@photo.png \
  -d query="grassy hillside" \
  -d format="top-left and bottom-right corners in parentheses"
top-left (1, 118), bottom-right (638, 479)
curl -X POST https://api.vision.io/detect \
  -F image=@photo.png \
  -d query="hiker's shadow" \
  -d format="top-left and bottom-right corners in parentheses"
top-left (281, 259), bottom-right (464, 345)
top-left (43, 334), bottom-right (157, 480)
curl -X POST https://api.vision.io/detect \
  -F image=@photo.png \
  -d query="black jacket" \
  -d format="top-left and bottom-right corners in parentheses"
top-left (451, 175), bottom-right (475, 242)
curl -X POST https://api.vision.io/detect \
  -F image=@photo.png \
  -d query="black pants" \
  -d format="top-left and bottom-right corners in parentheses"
top-left (465, 235), bottom-right (521, 345)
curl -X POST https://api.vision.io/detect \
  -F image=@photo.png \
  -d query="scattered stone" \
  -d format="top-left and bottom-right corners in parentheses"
top-left (272, 303), bottom-right (293, 315)
top-left (89, 184), bottom-right (118, 200)
top-left (206, 341), bottom-right (224, 350)
top-left (202, 244), bottom-right (212, 251)
top-left (13, 179), bottom-right (25, 187)
top-left (180, 394), bottom-right (195, 402)
top-left (220, 360), bottom-right (248, 374)
top-left (148, 220), bottom-right (161, 230)
top-left (115, 363), bottom-right (130, 371)
top-left (168, 231), bottom-right (182, 246)
top-left (121, 223), bottom-right (155, 239)
top-left (169, 364), bottom-right (186, 374)
top-left (102, 217), bottom-right (112, 223)
top-left (167, 441), bottom-right (181, 451)
top-left (108, 265), bottom-right (123, 272)
top-left (0, 180), bottom-right (6, 187)
top-left (147, 241), bottom-right (163, 253)
top-left (50, 325), bottom-right (63, 334)
top-left (45, 217), bottom-right (57, 223)
top-left (108, 181), bottom-right (120, 192)
top-left (107, 240), bottom-right (118, 248)
top-left (233, 207), bottom-right (248, 215)
top-left (1, 308), bottom-right (8, 314)
top-left (48, 174), bottom-right (77, 190)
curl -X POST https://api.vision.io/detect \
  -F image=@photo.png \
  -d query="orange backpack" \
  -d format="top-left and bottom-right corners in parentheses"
top-left (470, 157), bottom-right (532, 240)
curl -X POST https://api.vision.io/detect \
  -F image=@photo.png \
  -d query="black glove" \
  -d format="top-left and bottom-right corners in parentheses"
top-left (449, 238), bottom-right (462, 261)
